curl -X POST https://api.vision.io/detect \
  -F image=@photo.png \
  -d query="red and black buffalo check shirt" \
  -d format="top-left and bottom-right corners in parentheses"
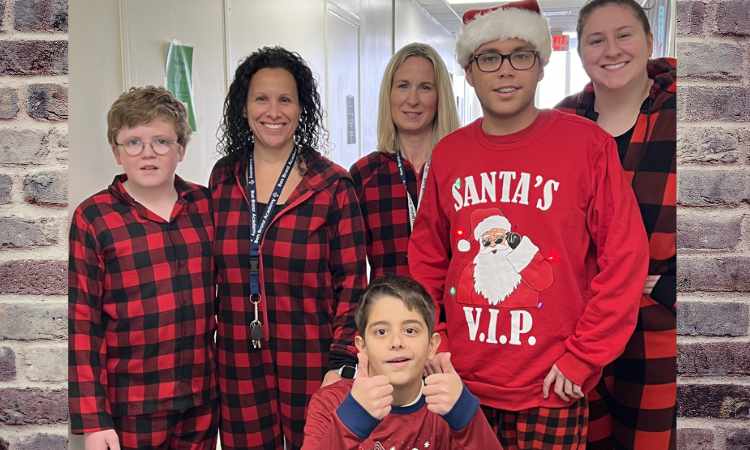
top-left (68, 175), bottom-right (217, 434)
top-left (349, 150), bottom-right (425, 280)
top-left (209, 149), bottom-right (367, 449)
top-left (557, 57), bottom-right (677, 450)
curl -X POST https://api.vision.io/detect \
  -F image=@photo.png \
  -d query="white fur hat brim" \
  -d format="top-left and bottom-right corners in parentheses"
top-left (456, 6), bottom-right (551, 68)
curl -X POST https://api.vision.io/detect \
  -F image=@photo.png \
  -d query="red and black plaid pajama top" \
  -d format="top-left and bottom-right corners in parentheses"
top-left (349, 151), bottom-right (424, 280)
top-left (557, 57), bottom-right (677, 450)
top-left (209, 149), bottom-right (367, 450)
top-left (68, 175), bottom-right (217, 434)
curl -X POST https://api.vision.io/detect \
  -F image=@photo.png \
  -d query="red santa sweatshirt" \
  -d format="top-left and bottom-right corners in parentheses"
top-left (302, 379), bottom-right (501, 450)
top-left (408, 110), bottom-right (649, 411)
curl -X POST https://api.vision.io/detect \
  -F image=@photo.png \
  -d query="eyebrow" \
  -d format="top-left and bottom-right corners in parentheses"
top-left (368, 319), bottom-right (425, 328)
top-left (479, 45), bottom-right (534, 53)
top-left (587, 25), bottom-right (635, 36)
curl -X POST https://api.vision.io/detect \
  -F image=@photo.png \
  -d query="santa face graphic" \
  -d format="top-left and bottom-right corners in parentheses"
top-left (480, 228), bottom-right (510, 254)
top-left (473, 226), bottom-right (522, 305)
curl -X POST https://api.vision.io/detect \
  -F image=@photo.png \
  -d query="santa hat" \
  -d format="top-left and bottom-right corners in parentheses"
top-left (456, 0), bottom-right (552, 68)
top-left (471, 208), bottom-right (512, 241)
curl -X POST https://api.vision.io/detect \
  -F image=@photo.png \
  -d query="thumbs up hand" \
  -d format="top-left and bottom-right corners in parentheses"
top-left (423, 352), bottom-right (463, 416)
top-left (350, 352), bottom-right (394, 420)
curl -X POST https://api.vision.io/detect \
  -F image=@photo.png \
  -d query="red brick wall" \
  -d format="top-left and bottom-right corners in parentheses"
top-left (0, 0), bottom-right (69, 449)
top-left (676, 0), bottom-right (750, 448)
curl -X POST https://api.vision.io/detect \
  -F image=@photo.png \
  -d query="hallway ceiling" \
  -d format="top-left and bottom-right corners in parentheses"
top-left (416, 0), bottom-right (587, 35)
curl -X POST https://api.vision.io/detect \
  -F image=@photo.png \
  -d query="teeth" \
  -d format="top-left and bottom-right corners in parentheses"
top-left (264, 123), bottom-right (283, 129)
top-left (604, 62), bottom-right (626, 70)
top-left (497, 87), bottom-right (517, 93)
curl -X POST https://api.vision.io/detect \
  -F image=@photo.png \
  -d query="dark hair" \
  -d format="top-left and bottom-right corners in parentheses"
top-left (577, 0), bottom-right (651, 49)
top-left (217, 46), bottom-right (325, 164)
top-left (355, 275), bottom-right (436, 337)
top-left (107, 86), bottom-right (191, 147)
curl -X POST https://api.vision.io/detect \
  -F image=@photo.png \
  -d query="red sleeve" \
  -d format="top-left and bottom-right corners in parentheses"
top-left (556, 136), bottom-right (649, 386)
top-left (326, 178), bottom-right (368, 367)
top-left (302, 383), bottom-right (363, 450)
top-left (449, 409), bottom-right (503, 449)
top-left (348, 161), bottom-right (375, 273)
top-left (408, 155), bottom-right (452, 350)
top-left (68, 208), bottom-right (113, 434)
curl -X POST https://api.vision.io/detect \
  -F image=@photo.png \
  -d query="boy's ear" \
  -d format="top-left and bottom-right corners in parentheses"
top-left (112, 145), bottom-right (123, 165)
top-left (355, 335), bottom-right (365, 353)
top-left (428, 332), bottom-right (441, 359)
top-left (465, 64), bottom-right (476, 88)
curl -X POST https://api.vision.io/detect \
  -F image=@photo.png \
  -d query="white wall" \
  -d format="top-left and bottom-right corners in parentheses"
top-left (359, 0), bottom-right (393, 153)
top-left (394, 0), bottom-right (456, 75)
top-left (69, 0), bottom-right (123, 209)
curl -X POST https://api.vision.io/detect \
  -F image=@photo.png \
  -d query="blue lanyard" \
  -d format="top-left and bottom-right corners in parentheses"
top-left (395, 152), bottom-right (430, 230)
top-left (246, 147), bottom-right (298, 297)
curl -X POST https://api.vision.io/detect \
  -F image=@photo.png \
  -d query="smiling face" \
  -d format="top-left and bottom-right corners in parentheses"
top-left (390, 56), bottom-right (438, 137)
top-left (579, 4), bottom-right (653, 91)
top-left (246, 67), bottom-right (301, 153)
top-left (480, 227), bottom-right (510, 255)
top-left (112, 117), bottom-right (184, 192)
top-left (355, 295), bottom-right (440, 391)
top-left (466, 38), bottom-right (544, 134)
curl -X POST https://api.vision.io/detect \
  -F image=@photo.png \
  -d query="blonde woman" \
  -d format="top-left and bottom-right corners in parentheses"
top-left (350, 43), bottom-right (459, 280)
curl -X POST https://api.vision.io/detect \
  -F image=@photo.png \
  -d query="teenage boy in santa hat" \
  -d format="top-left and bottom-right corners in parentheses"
top-left (407, 0), bottom-right (650, 447)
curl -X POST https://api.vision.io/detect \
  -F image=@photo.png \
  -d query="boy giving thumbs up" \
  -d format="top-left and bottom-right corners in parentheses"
top-left (302, 276), bottom-right (501, 449)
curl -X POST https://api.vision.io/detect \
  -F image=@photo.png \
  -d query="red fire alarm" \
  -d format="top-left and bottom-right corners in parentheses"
top-left (552, 34), bottom-right (569, 51)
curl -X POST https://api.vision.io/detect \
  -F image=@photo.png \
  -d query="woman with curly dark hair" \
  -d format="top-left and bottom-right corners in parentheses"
top-left (209, 46), bottom-right (367, 449)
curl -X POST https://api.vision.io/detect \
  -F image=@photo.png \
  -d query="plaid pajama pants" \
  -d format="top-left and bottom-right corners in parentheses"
top-left (112, 400), bottom-right (219, 450)
top-left (587, 296), bottom-right (677, 450)
top-left (482, 398), bottom-right (588, 450)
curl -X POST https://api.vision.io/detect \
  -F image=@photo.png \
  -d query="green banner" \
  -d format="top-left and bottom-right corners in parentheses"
top-left (166, 41), bottom-right (197, 131)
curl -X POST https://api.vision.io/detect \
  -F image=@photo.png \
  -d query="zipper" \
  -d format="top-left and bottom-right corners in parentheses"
top-left (234, 169), bottom-right (316, 341)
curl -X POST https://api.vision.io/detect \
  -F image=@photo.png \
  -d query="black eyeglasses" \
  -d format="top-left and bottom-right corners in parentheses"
top-left (472, 50), bottom-right (539, 72)
top-left (482, 235), bottom-right (506, 247)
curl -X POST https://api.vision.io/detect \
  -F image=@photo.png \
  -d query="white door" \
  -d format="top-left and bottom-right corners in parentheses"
top-left (325, 4), bottom-right (361, 169)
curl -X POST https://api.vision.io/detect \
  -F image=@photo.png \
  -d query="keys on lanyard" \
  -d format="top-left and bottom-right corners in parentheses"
top-left (246, 146), bottom-right (299, 350)
top-left (249, 296), bottom-right (263, 349)
top-left (395, 152), bottom-right (430, 230)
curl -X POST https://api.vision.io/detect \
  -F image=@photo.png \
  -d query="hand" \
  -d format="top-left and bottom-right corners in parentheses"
top-left (84, 429), bottom-right (120, 450)
top-left (644, 275), bottom-right (660, 295)
top-left (423, 352), bottom-right (463, 416)
top-left (506, 232), bottom-right (522, 249)
top-left (423, 351), bottom-right (450, 377)
top-left (350, 352), bottom-right (393, 420)
top-left (542, 364), bottom-right (584, 402)
top-left (321, 369), bottom-right (341, 387)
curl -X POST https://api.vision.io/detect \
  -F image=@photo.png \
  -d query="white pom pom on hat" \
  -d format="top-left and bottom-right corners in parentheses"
top-left (456, 0), bottom-right (552, 68)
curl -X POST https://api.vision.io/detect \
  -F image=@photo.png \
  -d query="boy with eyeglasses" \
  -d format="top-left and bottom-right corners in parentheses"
top-left (68, 86), bottom-right (218, 450)
top-left (407, 0), bottom-right (649, 447)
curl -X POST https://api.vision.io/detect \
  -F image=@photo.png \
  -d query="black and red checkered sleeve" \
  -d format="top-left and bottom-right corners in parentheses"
top-left (326, 178), bottom-right (368, 368)
top-left (68, 208), bottom-right (114, 434)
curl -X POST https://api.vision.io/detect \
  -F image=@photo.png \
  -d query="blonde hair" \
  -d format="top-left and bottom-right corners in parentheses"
top-left (107, 86), bottom-right (191, 148)
top-left (376, 43), bottom-right (460, 153)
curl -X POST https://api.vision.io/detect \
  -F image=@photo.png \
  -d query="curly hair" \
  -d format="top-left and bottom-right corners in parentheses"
top-left (107, 86), bottom-right (191, 148)
top-left (217, 46), bottom-right (325, 165)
